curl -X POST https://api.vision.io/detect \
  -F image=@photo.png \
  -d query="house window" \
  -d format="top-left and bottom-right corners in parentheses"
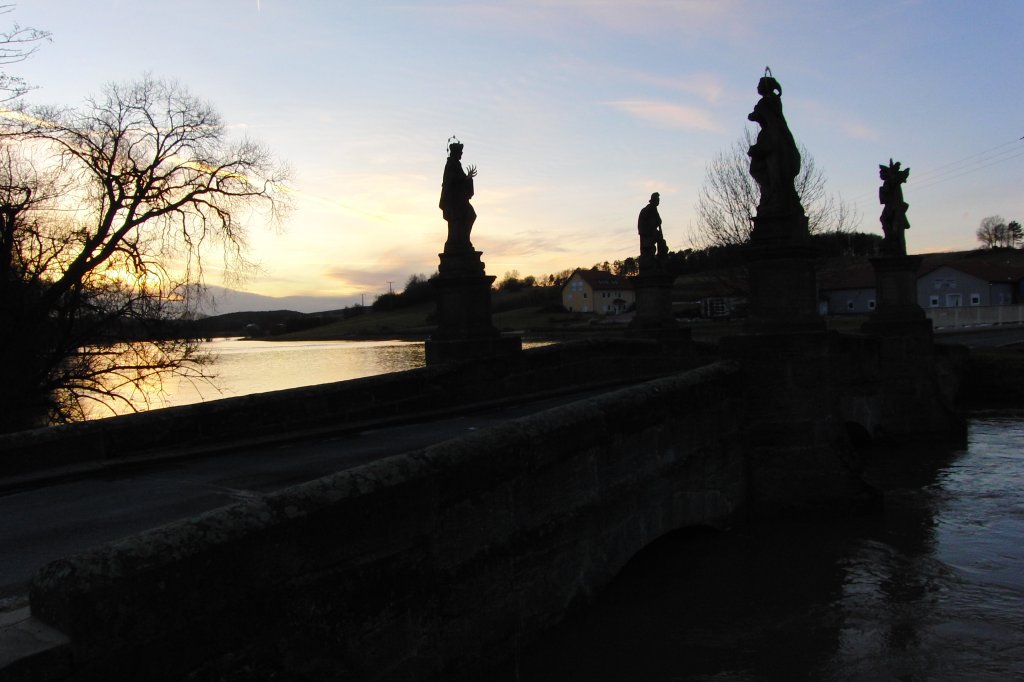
top-left (868, 300), bottom-right (876, 310)
top-left (929, 295), bottom-right (939, 307)
top-left (947, 293), bottom-right (962, 307)
top-left (970, 293), bottom-right (981, 305)
top-left (570, 280), bottom-right (583, 292)
top-left (846, 300), bottom-right (855, 311)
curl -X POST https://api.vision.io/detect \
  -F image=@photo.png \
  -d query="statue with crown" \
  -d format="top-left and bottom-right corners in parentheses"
top-left (747, 67), bottom-right (806, 238)
top-left (426, 136), bottom-right (521, 364)
top-left (741, 68), bottom-right (823, 332)
top-left (439, 136), bottom-right (478, 254)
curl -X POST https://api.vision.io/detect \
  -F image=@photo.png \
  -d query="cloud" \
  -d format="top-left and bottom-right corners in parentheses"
top-left (839, 121), bottom-right (880, 141)
top-left (794, 99), bottom-right (880, 141)
top-left (605, 99), bottom-right (724, 133)
top-left (322, 241), bottom-right (440, 292)
top-left (478, 229), bottom-right (576, 259)
top-left (630, 72), bottom-right (726, 104)
top-left (402, 0), bottom-right (746, 41)
top-left (324, 266), bottom-right (398, 289)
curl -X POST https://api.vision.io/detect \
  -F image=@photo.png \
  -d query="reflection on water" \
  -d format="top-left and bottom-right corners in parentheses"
top-left (195, 338), bottom-right (427, 401)
top-left (89, 338), bottom-right (426, 417)
top-left (491, 414), bottom-right (1024, 681)
top-left (90, 337), bottom-right (551, 419)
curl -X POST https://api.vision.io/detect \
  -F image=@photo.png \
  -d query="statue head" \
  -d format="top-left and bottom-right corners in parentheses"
top-left (757, 75), bottom-right (782, 98)
top-left (650, 192), bottom-right (660, 205)
top-left (879, 158), bottom-right (910, 184)
top-left (447, 135), bottom-right (464, 159)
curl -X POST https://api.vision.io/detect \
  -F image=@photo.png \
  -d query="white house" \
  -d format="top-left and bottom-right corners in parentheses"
top-left (917, 258), bottom-right (1021, 308)
top-left (819, 251), bottom-right (1024, 314)
top-left (561, 268), bottom-right (635, 314)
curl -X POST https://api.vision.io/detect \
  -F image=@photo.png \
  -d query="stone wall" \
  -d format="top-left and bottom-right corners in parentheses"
top-left (829, 332), bottom-right (966, 443)
top-left (0, 338), bottom-right (688, 481)
top-left (721, 329), bottom-right (965, 513)
top-left (27, 361), bottom-right (745, 681)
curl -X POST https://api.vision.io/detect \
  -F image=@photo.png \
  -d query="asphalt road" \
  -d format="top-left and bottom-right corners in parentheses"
top-left (935, 325), bottom-right (1024, 348)
top-left (0, 389), bottom-right (609, 604)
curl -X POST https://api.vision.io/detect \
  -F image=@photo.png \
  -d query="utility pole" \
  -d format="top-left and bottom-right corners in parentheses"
top-left (387, 281), bottom-right (395, 295)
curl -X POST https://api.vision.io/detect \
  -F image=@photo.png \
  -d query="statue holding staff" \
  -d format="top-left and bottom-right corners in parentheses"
top-left (439, 137), bottom-right (478, 252)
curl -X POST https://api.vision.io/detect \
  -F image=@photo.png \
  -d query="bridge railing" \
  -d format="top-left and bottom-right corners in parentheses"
top-left (0, 338), bottom-right (690, 485)
top-left (926, 304), bottom-right (1024, 329)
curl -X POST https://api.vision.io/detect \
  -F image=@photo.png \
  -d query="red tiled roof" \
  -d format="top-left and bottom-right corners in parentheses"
top-left (570, 268), bottom-right (634, 290)
top-left (818, 250), bottom-right (1024, 291)
top-left (920, 250), bottom-right (1024, 283)
top-left (817, 260), bottom-right (876, 290)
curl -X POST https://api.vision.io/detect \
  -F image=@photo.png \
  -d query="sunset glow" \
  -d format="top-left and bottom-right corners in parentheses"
top-left (9, 1), bottom-right (1024, 310)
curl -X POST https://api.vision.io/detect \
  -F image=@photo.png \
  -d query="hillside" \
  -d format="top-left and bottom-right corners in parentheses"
top-left (270, 303), bottom-right (436, 340)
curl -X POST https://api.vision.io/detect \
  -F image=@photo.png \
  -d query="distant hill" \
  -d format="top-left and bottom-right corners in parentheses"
top-left (190, 310), bottom-right (330, 338)
top-left (199, 286), bottom-right (358, 315)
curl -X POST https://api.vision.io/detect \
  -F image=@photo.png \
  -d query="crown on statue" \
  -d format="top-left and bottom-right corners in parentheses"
top-left (880, 158), bottom-right (910, 181)
top-left (758, 66), bottom-right (782, 97)
top-left (447, 135), bottom-right (463, 155)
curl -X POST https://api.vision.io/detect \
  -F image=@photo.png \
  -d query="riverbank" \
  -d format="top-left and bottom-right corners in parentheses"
top-left (225, 302), bottom-right (1024, 413)
top-left (264, 302), bottom-right (639, 342)
top-left (960, 343), bottom-right (1024, 407)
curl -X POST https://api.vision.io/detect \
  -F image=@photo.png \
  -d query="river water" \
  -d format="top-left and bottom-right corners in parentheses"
top-left (491, 414), bottom-right (1024, 681)
top-left (91, 338), bottom-right (427, 416)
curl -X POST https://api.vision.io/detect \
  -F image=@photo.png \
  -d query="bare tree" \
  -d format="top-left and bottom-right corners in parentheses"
top-left (1008, 221), bottom-right (1022, 249)
top-left (0, 76), bottom-right (289, 431)
top-left (0, 4), bottom-right (49, 102)
top-left (976, 215), bottom-right (1008, 249)
top-left (692, 129), bottom-right (858, 248)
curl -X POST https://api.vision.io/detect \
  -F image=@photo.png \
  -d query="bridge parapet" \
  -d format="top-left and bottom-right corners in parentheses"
top-left (25, 361), bottom-right (744, 680)
top-left (0, 338), bottom-right (691, 485)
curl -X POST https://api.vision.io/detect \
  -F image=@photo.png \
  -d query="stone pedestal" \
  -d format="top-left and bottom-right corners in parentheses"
top-left (425, 249), bottom-right (522, 365)
top-left (861, 255), bottom-right (931, 335)
top-left (626, 272), bottom-right (692, 348)
top-left (627, 273), bottom-right (676, 329)
top-left (722, 331), bottom-right (872, 513)
top-left (743, 214), bottom-right (824, 333)
top-left (858, 256), bottom-right (950, 440)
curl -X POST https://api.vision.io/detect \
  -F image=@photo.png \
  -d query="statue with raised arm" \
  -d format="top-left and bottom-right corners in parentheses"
top-left (747, 68), bottom-right (802, 217)
top-left (878, 159), bottom-right (911, 256)
top-left (439, 137), bottom-right (478, 252)
top-left (637, 192), bottom-right (668, 272)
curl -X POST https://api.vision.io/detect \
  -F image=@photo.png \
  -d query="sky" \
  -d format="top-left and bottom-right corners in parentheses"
top-left (7, 0), bottom-right (1024, 311)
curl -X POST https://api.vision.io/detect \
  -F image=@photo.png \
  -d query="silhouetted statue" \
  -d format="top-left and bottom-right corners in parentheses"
top-left (878, 159), bottom-right (911, 256)
top-left (638, 192), bottom-right (669, 272)
top-left (747, 68), bottom-right (802, 217)
top-left (439, 138), bottom-right (478, 252)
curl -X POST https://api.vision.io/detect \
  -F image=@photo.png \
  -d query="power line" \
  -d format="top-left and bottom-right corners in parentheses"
top-left (845, 135), bottom-right (1024, 206)
top-left (910, 148), bottom-right (1024, 194)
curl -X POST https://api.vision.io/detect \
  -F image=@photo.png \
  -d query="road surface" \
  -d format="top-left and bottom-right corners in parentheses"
top-left (0, 388), bottom-right (610, 605)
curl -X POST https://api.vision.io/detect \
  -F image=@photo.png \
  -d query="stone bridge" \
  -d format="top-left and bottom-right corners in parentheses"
top-left (0, 332), bottom-right (965, 681)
